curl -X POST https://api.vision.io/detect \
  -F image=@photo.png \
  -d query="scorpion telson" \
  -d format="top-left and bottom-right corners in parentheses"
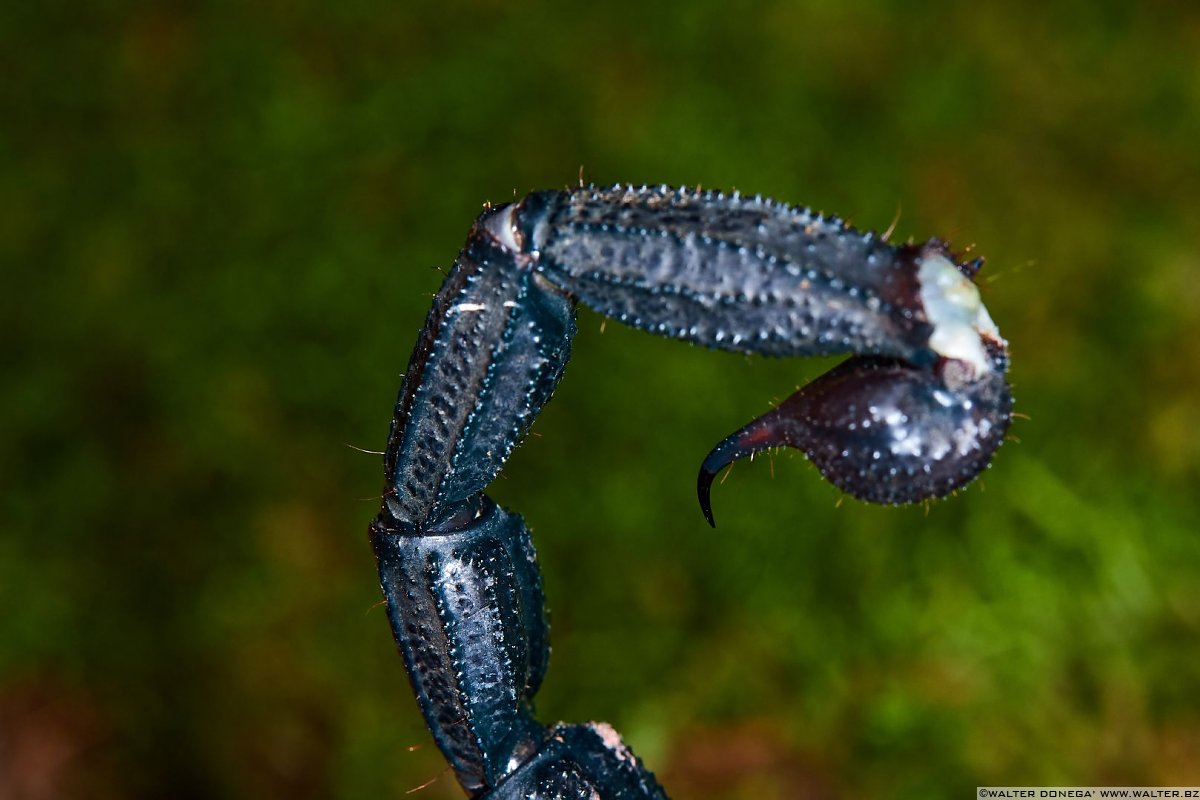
top-left (370, 184), bottom-right (1012, 798)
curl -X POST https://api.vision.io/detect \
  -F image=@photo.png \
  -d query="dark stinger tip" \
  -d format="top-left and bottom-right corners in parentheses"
top-left (697, 429), bottom-right (765, 529)
top-left (696, 403), bottom-right (792, 529)
top-left (696, 465), bottom-right (718, 528)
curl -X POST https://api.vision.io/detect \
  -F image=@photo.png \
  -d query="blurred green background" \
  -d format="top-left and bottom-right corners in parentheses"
top-left (3, 1), bottom-right (1199, 798)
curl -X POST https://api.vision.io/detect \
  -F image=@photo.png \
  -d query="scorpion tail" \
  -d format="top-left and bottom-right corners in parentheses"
top-left (698, 350), bottom-right (1012, 526)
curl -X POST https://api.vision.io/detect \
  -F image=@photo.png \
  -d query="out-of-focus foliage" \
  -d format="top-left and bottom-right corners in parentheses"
top-left (2, 1), bottom-right (1199, 798)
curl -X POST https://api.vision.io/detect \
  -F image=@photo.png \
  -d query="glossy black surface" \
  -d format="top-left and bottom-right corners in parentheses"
top-left (698, 348), bottom-right (1012, 525)
top-left (372, 184), bottom-right (1011, 798)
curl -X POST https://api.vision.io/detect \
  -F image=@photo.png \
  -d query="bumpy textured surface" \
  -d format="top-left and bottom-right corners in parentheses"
top-left (382, 213), bottom-right (576, 530)
top-left (373, 185), bottom-right (1010, 799)
top-left (483, 724), bottom-right (667, 800)
top-left (371, 498), bottom-right (550, 794)
top-left (520, 185), bottom-right (936, 362)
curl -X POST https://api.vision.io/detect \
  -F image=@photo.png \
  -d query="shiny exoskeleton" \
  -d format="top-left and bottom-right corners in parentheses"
top-left (369, 184), bottom-right (1012, 798)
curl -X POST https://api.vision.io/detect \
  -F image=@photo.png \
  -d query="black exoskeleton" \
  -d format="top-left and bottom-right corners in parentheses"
top-left (370, 185), bottom-right (1012, 798)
